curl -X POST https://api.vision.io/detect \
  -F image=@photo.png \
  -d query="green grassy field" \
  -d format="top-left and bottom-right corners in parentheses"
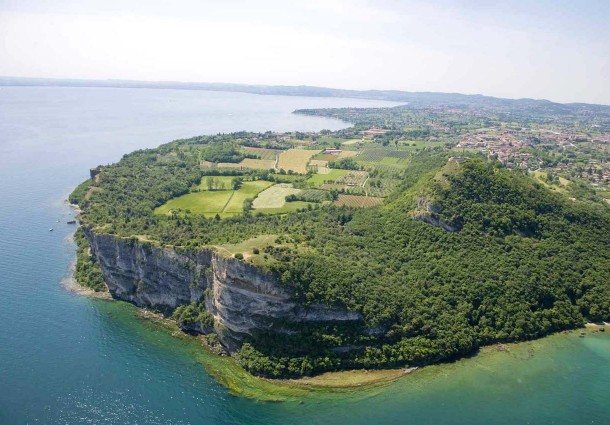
top-left (197, 176), bottom-right (235, 190)
top-left (252, 184), bottom-right (301, 209)
top-left (155, 191), bottom-right (233, 217)
top-left (224, 181), bottom-right (273, 213)
top-left (253, 201), bottom-right (313, 215)
top-left (306, 169), bottom-right (348, 186)
top-left (155, 178), bottom-right (272, 218)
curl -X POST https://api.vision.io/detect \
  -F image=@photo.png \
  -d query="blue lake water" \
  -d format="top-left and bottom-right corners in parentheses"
top-left (0, 86), bottom-right (609, 424)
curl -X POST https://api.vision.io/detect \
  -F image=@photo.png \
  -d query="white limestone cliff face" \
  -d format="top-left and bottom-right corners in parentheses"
top-left (83, 228), bottom-right (362, 352)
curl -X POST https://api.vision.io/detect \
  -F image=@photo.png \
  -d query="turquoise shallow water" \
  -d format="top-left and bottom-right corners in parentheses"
top-left (0, 87), bottom-right (609, 424)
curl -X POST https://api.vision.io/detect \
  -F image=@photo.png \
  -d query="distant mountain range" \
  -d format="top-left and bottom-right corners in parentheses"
top-left (2, 76), bottom-right (609, 111)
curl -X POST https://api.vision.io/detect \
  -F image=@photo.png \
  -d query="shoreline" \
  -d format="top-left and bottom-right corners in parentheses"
top-left (61, 270), bottom-right (113, 300)
top-left (134, 308), bottom-right (412, 399)
top-left (64, 263), bottom-right (609, 401)
top-left (131, 304), bottom-right (609, 401)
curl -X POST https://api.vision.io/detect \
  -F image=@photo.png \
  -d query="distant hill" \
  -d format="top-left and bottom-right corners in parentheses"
top-left (2, 76), bottom-right (609, 112)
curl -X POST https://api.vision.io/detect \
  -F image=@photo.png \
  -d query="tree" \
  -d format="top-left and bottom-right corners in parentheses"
top-left (233, 177), bottom-right (243, 190)
top-left (206, 177), bottom-right (216, 191)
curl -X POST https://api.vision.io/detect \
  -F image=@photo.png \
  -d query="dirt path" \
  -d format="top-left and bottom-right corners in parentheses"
top-left (220, 191), bottom-right (236, 213)
top-left (362, 174), bottom-right (369, 196)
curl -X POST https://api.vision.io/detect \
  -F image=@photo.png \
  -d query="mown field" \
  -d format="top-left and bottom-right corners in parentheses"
top-left (252, 184), bottom-right (301, 209)
top-left (306, 169), bottom-right (348, 186)
top-left (277, 149), bottom-right (320, 174)
top-left (251, 184), bottom-right (316, 214)
top-left (155, 178), bottom-right (272, 218)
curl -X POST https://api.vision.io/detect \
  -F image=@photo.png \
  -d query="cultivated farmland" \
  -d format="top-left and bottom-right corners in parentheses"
top-left (217, 158), bottom-right (276, 170)
top-left (307, 169), bottom-right (348, 186)
top-left (277, 149), bottom-right (320, 174)
top-left (155, 177), bottom-right (272, 218)
top-left (241, 146), bottom-right (281, 160)
top-left (334, 194), bottom-right (384, 208)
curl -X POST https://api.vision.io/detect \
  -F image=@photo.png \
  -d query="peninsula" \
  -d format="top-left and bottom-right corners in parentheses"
top-left (70, 96), bottom-right (610, 379)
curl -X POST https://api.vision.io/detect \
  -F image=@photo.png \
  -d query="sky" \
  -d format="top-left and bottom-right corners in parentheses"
top-left (0, 0), bottom-right (609, 104)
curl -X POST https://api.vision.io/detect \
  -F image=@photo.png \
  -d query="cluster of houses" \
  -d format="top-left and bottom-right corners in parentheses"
top-left (456, 132), bottom-right (534, 168)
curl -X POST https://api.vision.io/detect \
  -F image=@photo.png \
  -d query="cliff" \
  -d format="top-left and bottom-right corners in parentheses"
top-left (83, 228), bottom-right (362, 353)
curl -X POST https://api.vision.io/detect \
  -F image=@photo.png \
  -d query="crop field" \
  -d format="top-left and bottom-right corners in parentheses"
top-left (277, 149), bottom-right (320, 174)
top-left (337, 150), bottom-right (360, 158)
top-left (313, 151), bottom-right (360, 162)
top-left (358, 149), bottom-right (411, 163)
top-left (254, 201), bottom-right (313, 215)
top-left (320, 183), bottom-right (345, 191)
top-left (217, 158), bottom-right (276, 170)
top-left (306, 169), bottom-right (348, 186)
top-left (312, 153), bottom-right (338, 161)
top-left (298, 189), bottom-right (329, 201)
top-left (341, 138), bottom-right (365, 145)
top-left (309, 159), bottom-right (329, 168)
top-left (336, 171), bottom-right (369, 187)
top-left (252, 184), bottom-right (302, 209)
top-left (155, 177), bottom-right (271, 218)
top-left (334, 195), bottom-right (384, 208)
top-left (241, 146), bottom-right (281, 160)
top-left (365, 177), bottom-right (402, 197)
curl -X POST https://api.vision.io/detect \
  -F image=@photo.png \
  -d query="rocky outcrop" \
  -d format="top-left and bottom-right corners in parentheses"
top-left (83, 228), bottom-right (362, 352)
top-left (412, 196), bottom-right (458, 232)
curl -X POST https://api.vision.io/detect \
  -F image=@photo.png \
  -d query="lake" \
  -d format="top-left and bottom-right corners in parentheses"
top-left (0, 86), bottom-right (609, 424)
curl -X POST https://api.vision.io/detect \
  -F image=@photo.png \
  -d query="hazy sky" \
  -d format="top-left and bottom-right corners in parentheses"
top-left (1, 0), bottom-right (608, 104)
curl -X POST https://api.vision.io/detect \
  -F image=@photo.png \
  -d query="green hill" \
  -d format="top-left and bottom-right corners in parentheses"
top-left (71, 134), bottom-right (610, 378)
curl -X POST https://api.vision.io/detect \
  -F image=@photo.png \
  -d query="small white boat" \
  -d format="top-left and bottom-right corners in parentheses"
top-left (49, 228), bottom-right (54, 231)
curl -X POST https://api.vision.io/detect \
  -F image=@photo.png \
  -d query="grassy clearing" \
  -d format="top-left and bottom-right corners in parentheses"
top-left (307, 169), bottom-right (349, 186)
top-left (215, 234), bottom-right (278, 257)
top-left (197, 176), bottom-right (235, 190)
top-left (531, 171), bottom-right (569, 194)
top-left (156, 177), bottom-right (271, 218)
top-left (334, 194), bottom-right (384, 208)
top-left (224, 180), bottom-right (273, 213)
top-left (277, 149), bottom-right (320, 174)
top-left (254, 201), bottom-right (314, 215)
top-left (252, 184), bottom-right (301, 209)
top-left (155, 191), bottom-right (233, 217)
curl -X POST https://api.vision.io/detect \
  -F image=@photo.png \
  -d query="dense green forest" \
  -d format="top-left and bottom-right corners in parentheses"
top-left (71, 132), bottom-right (610, 377)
